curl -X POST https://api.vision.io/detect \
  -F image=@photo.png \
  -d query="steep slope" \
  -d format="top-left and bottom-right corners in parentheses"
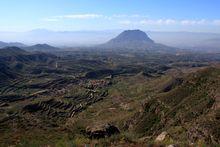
top-left (0, 47), bottom-right (29, 83)
top-left (0, 47), bottom-right (56, 78)
top-left (0, 46), bottom-right (28, 57)
top-left (127, 67), bottom-right (220, 145)
top-left (0, 47), bottom-right (56, 63)
top-left (0, 63), bottom-right (16, 83)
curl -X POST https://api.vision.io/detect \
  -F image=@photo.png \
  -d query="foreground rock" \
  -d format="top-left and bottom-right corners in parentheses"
top-left (155, 131), bottom-right (168, 142)
top-left (86, 123), bottom-right (120, 139)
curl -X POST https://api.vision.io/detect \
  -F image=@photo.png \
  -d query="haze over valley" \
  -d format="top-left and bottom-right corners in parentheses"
top-left (1, 30), bottom-right (220, 52)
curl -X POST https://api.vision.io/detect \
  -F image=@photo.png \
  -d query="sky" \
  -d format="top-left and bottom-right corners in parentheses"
top-left (0, 0), bottom-right (220, 32)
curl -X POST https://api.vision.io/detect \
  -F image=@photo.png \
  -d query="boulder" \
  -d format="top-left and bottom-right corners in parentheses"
top-left (155, 131), bottom-right (168, 142)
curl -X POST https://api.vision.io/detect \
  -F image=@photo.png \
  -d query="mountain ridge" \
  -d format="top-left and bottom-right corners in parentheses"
top-left (0, 41), bottom-right (26, 48)
top-left (24, 44), bottom-right (60, 52)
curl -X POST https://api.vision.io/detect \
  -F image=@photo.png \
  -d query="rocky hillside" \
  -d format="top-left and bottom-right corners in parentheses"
top-left (0, 47), bottom-right (56, 63)
top-left (0, 47), bottom-right (219, 146)
top-left (0, 47), bottom-right (57, 83)
top-left (126, 67), bottom-right (220, 145)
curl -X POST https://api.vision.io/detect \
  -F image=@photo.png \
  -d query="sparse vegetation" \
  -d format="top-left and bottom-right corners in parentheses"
top-left (0, 32), bottom-right (220, 146)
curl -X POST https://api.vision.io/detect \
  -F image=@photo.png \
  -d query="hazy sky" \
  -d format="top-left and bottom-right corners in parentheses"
top-left (0, 0), bottom-right (220, 32)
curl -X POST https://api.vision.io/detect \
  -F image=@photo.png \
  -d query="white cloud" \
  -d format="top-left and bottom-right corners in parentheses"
top-left (56, 14), bottom-right (103, 19)
top-left (181, 20), bottom-right (196, 25)
top-left (180, 19), bottom-right (207, 25)
top-left (43, 14), bottom-right (150, 22)
top-left (42, 13), bottom-right (220, 27)
top-left (213, 20), bottom-right (220, 25)
top-left (126, 19), bottom-right (177, 25)
top-left (119, 19), bottom-right (174, 26)
top-left (164, 19), bottom-right (177, 25)
top-left (112, 14), bottom-right (128, 18)
top-left (130, 14), bottom-right (141, 18)
top-left (119, 19), bottom-right (220, 26)
top-left (43, 13), bottom-right (103, 22)
top-left (119, 20), bottom-right (132, 25)
top-left (112, 14), bottom-right (149, 19)
top-left (42, 18), bottom-right (59, 22)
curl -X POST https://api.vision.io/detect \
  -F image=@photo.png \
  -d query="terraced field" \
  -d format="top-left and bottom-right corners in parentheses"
top-left (0, 48), bottom-right (220, 146)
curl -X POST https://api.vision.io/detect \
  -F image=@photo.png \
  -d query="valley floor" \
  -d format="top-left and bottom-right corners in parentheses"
top-left (0, 49), bottom-right (220, 146)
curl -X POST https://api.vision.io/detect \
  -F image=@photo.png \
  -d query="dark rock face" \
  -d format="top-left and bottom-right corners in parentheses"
top-left (86, 123), bottom-right (120, 139)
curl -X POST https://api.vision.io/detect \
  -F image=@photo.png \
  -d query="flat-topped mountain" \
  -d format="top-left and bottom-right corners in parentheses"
top-left (108, 30), bottom-right (154, 43)
top-left (101, 30), bottom-right (177, 52)
top-left (24, 44), bottom-right (60, 52)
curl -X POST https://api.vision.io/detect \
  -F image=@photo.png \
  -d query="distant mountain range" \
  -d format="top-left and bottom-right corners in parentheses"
top-left (0, 42), bottom-right (60, 53)
top-left (0, 29), bottom-right (220, 52)
top-left (0, 29), bottom-right (220, 51)
top-left (24, 44), bottom-right (60, 52)
top-left (0, 41), bottom-right (26, 48)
